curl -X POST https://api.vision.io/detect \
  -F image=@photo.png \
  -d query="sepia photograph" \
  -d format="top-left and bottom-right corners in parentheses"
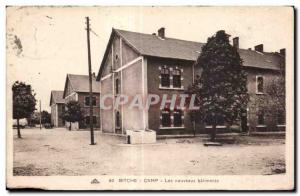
top-left (6, 6), bottom-right (294, 191)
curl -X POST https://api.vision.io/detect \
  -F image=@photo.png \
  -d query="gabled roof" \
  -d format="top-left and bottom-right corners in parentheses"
top-left (116, 29), bottom-right (204, 61)
top-left (63, 74), bottom-right (100, 98)
top-left (238, 49), bottom-right (284, 70)
top-left (97, 28), bottom-right (284, 80)
top-left (50, 90), bottom-right (64, 106)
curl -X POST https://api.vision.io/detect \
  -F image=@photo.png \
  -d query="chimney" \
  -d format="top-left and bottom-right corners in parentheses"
top-left (254, 44), bottom-right (263, 53)
top-left (233, 37), bottom-right (239, 49)
top-left (158, 27), bottom-right (165, 39)
top-left (280, 48), bottom-right (286, 56)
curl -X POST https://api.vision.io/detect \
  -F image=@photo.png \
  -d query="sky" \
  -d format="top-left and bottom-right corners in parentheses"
top-left (6, 6), bottom-right (293, 112)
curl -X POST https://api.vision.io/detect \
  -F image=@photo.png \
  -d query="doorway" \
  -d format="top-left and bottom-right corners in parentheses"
top-left (115, 111), bottom-right (122, 134)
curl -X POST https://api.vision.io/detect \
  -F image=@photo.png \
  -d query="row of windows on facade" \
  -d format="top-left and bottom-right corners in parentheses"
top-left (161, 68), bottom-right (266, 92)
top-left (113, 67), bottom-right (264, 93)
top-left (159, 108), bottom-right (285, 128)
top-left (257, 109), bottom-right (285, 125)
top-left (81, 110), bottom-right (284, 128)
top-left (82, 110), bottom-right (285, 127)
top-left (159, 67), bottom-right (265, 93)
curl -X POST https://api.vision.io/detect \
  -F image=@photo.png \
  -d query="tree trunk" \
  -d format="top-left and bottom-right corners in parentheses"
top-left (69, 122), bottom-right (71, 131)
top-left (17, 118), bottom-right (22, 138)
top-left (211, 124), bottom-right (216, 142)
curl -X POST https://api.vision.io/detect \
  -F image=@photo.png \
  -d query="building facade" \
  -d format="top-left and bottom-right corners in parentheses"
top-left (50, 90), bottom-right (65, 127)
top-left (97, 28), bottom-right (285, 135)
top-left (63, 74), bottom-right (101, 130)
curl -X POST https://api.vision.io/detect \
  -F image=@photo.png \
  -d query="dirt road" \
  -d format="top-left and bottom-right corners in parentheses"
top-left (13, 128), bottom-right (285, 176)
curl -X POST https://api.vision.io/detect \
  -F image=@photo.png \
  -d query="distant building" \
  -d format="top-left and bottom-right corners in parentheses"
top-left (97, 28), bottom-right (285, 135)
top-left (49, 90), bottom-right (65, 127)
top-left (63, 74), bottom-right (101, 130)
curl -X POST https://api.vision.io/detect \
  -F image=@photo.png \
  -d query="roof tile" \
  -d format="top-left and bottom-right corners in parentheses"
top-left (68, 74), bottom-right (100, 93)
top-left (115, 29), bottom-right (284, 70)
top-left (51, 90), bottom-right (64, 104)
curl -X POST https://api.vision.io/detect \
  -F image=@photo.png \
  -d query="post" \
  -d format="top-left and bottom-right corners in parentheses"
top-left (17, 118), bottom-right (21, 138)
top-left (193, 120), bottom-right (196, 137)
top-left (86, 17), bottom-right (95, 145)
top-left (39, 100), bottom-right (42, 129)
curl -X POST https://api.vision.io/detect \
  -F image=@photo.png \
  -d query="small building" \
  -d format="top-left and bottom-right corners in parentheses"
top-left (50, 90), bottom-right (65, 127)
top-left (97, 28), bottom-right (285, 135)
top-left (63, 74), bottom-right (101, 130)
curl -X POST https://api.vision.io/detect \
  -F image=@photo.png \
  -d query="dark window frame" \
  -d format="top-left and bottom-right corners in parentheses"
top-left (116, 111), bottom-right (121, 128)
top-left (173, 109), bottom-right (183, 127)
top-left (85, 116), bottom-right (97, 125)
top-left (115, 78), bottom-right (120, 94)
top-left (85, 96), bottom-right (97, 106)
top-left (173, 69), bottom-right (182, 88)
top-left (161, 108), bottom-right (171, 127)
top-left (257, 76), bottom-right (264, 93)
top-left (257, 109), bottom-right (265, 125)
top-left (160, 67), bottom-right (170, 87)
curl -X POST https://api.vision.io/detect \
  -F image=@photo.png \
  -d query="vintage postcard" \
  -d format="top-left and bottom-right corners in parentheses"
top-left (6, 6), bottom-right (294, 191)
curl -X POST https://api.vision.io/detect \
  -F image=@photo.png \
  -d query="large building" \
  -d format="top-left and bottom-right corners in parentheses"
top-left (49, 90), bottom-right (65, 127)
top-left (97, 28), bottom-right (285, 135)
top-left (63, 74), bottom-right (101, 130)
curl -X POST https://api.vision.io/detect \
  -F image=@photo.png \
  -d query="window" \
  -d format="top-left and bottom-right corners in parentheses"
top-left (277, 110), bottom-right (285, 125)
top-left (173, 109), bottom-right (183, 127)
top-left (256, 76), bottom-right (264, 93)
top-left (161, 108), bottom-right (171, 127)
top-left (161, 108), bottom-right (185, 128)
top-left (85, 116), bottom-right (97, 125)
top-left (257, 109), bottom-right (265, 125)
top-left (85, 97), bottom-right (96, 106)
top-left (115, 78), bottom-right (120, 94)
top-left (115, 54), bottom-right (119, 61)
top-left (116, 111), bottom-right (121, 128)
top-left (173, 69), bottom-right (181, 88)
top-left (160, 67), bottom-right (170, 87)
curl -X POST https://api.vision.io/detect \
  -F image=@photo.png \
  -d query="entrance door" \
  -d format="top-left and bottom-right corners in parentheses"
top-left (115, 111), bottom-right (122, 134)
